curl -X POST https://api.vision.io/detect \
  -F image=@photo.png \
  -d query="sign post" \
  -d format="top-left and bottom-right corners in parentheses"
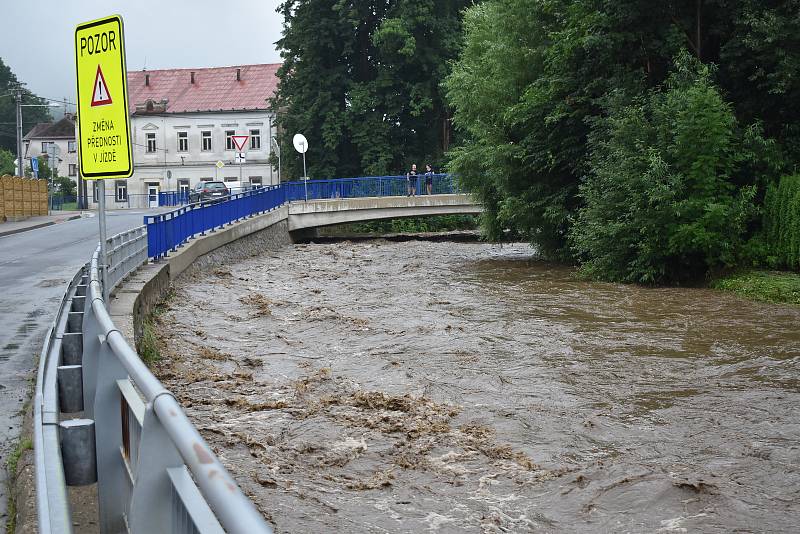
top-left (232, 135), bottom-right (248, 189)
top-left (293, 133), bottom-right (309, 201)
top-left (75, 14), bottom-right (133, 302)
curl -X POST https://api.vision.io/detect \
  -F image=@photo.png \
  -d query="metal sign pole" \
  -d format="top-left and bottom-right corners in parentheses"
top-left (302, 149), bottom-right (308, 201)
top-left (97, 179), bottom-right (109, 302)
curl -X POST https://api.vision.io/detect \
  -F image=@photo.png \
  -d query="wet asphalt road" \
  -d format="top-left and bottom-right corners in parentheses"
top-left (0, 209), bottom-right (156, 527)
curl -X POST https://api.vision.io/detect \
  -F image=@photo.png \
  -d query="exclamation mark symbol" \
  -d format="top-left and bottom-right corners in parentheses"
top-left (91, 65), bottom-right (113, 106)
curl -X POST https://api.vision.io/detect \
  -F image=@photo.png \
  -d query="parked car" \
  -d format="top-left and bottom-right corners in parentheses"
top-left (189, 181), bottom-right (229, 203)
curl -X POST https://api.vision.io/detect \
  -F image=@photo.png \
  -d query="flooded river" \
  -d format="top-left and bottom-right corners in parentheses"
top-left (154, 239), bottom-right (800, 533)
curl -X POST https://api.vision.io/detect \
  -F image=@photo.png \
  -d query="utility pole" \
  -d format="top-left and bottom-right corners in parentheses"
top-left (14, 83), bottom-right (25, 177)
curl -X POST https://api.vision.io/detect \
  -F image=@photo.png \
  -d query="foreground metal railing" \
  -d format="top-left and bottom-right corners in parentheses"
top-left (33, 228), bottom-right (272, 533)
top-left (33, 267), bottom-right (85, 533)
top-left (106, 226), bottom-right (148, 291)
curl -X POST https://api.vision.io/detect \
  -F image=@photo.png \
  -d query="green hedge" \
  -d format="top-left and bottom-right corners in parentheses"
top-left (764, 174), bottom-right (800, 269)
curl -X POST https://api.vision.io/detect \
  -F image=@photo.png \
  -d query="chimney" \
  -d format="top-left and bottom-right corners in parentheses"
top-left (145, 74), bottom-right (150, 86)
top-left (236, 68), bottom-right (241, 81)
top-left (190, 71), bottom-right (195, 84)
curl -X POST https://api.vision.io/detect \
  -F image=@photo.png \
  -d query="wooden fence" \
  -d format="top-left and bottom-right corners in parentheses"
top-left (0, 175), bottom-right (49, 222)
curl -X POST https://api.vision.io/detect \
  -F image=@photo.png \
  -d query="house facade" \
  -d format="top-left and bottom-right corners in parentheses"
top-left (23, 115), bottom-right (79, 181)
top-left (85, 64), bottom-right (281, 208)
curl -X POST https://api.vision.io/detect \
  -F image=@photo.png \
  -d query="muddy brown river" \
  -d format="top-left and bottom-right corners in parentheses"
top-left (153, 239), bottom-right (800, 533)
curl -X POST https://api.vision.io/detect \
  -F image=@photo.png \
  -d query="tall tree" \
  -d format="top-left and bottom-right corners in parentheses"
top-left (272, 0), bottom-right (471, 180)
top-left (0, 57), bottom-right (52, 153)
top-left (446, 0), bottom-right (799, 266)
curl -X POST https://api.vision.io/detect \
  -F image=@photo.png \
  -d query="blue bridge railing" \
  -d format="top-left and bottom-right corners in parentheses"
top-left (144, 174), bottom-right (458, 260)
top-left (158, 191), bottom-right (189, 206)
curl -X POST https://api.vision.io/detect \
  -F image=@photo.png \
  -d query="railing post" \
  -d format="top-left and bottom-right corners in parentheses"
top-left (81, 293), bottom-right (101, 419)
top-left (93, 337), bottom-right (129, 534)
top-left (128, 405), bottom-right (194, 533)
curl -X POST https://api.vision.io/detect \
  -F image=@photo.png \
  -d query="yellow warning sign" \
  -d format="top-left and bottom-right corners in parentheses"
top-left (74, 15), bottom-right (132, 179)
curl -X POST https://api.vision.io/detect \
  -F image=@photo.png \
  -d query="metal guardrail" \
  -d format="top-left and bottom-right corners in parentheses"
top-left (106, 226), bottom-right (148, 292)
top-left (33, 228), bottom-right (273, 533)
top-left (145, 184), bottom-right (287, 260)
top-left (145, 174), bottom-right (460, 259)
top-left (283, 173), bottom-right (457, 201)
top-left (33, 267), bottom-right (85, 533)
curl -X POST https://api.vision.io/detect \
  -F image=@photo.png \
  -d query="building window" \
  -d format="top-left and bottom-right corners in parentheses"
top-left (177, 131), bottom-right (188, 152)
top-left (178, 179), bottom-right (190, 195)
top-left (225, 130), bottom-right (236, 151)
top-left (224, 176), bottom-right (238, 183)
top-left (201, 177), bottom-right (213, 182)
top-left (42, 141), bottom-right (52, 153)
top-left (250, 130), bottom-right (261, 150)
top-left (68, 141), bottom-right (76, 153)
top-left (146, 132), bottom-right (157, 153)
top-left (92, 181), bottom-right (98, 202)
top-left (115, 180), bottom-right (128, 202)
top-left (249, 176), bottom-right (262, 186)
top-left (69, 164), bottom-right (77, 176)
top-left (201, 131), bottom-right (212, 151)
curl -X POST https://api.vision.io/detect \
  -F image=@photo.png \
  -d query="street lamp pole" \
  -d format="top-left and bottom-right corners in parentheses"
top-left (271, 135), bottom-right (281, 183)
top-left (14, 84), bottom-right (24, 177)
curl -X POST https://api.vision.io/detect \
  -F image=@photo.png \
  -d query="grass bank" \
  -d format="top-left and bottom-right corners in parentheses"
top-left (136, 288), bottom-right (175, 366)
top-left (711, 270), bottom-right (800, 307)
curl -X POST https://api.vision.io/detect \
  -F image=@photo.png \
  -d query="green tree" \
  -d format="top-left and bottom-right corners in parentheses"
top-left (0, 148), bottom-right (14, 175)
top-left (272, 0), bottom-right (470, 180)
top-left (0, 57), bottom-right (52, 153)
top-left (570, 55), bottom-right (758, 283)
top-left (446, 0), bottom-right (799, 262)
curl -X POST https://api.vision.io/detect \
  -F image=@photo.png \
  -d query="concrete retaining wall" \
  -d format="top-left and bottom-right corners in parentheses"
top-left (110, 206), bottom-right (292, 348)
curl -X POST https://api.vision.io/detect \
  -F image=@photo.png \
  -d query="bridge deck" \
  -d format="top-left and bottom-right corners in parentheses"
top-left (287, 193), bottom-right (480, 231)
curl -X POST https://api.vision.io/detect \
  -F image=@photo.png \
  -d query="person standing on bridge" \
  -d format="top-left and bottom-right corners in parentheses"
top-left (424, 164), bottom-right (434, 195)
top-left (407, 164), bottom-right (418, 197)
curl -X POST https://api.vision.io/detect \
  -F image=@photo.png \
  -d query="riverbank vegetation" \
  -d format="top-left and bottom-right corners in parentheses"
top-left (711, 270), bottom-right (800, 306)
top-left (446, 0), bottom-right (799, 284)
top-left (273, 1), bottom-right (800, 288)
top-left (347, 214), bottom-right (477, 234)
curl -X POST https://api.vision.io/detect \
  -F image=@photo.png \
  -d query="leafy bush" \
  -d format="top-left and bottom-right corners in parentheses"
top-left (350, 215), bottom-right (477, 234)
top-left (570, 54), bottom-right (758, 284)
top-left (764, 174), bottom-right (800, 269)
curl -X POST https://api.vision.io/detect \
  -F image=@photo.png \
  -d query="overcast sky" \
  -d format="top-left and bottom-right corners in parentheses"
top-left (2, 0), bottom-right (283, 108)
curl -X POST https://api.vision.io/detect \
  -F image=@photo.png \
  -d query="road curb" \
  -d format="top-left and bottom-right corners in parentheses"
top-left (0, 215), bottom-right (82, 238)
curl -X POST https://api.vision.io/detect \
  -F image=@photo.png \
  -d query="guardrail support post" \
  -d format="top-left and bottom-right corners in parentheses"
top-left (57, 364), bottom-right (84, 413)
top-left (59, 419), bottom-right (97, 485)
top-left (128, 405), bottom-right (193, 533)
top-left (81, 299), bottom-right (101, 419)
top-left (94, 337), bottom-right (130, 533)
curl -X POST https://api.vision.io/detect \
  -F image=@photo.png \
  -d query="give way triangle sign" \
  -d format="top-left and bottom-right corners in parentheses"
top-left (91, 65), bottom-right (112, 107)
top-left (232, 135), bottom-right (249, 152)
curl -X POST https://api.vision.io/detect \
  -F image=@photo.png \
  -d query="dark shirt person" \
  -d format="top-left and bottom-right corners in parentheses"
top-left (407, 164), bottom-right (418, 197)
top-left (424, 164), bottom-right (434, 195)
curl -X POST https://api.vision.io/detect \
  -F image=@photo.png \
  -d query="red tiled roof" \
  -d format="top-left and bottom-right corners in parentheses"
top-left (127, 64), bottom-right (280, 114)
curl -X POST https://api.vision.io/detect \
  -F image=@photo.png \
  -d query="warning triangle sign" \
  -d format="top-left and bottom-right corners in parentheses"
top-left (91, 65), bottom-right (112, 107)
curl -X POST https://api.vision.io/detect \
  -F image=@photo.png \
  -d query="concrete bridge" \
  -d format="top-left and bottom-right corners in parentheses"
top-left (287, 193), bottom-right (482, 232)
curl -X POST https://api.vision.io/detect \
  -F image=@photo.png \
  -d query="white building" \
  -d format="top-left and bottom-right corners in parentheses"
top-left (85, 64), bottom-right (281, 208)
top-left (23, 115), bottom-right (79, 181)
